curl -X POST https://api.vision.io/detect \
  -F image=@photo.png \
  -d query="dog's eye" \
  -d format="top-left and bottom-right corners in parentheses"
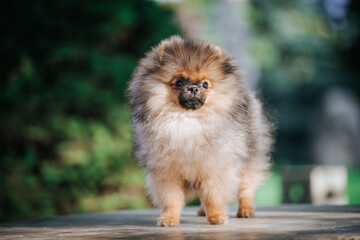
top-left (201, 81), bottom-right (209, 89)
top-left (175, 80), bottom-right (184, 88)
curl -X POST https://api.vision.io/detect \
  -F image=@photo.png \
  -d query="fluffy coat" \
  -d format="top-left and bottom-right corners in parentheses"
top-left (128, 36), bottom-right (273, 226)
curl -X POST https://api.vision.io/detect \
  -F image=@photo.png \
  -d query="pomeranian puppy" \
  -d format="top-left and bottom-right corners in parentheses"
top-left (129, 36), bottom-right (273, 226)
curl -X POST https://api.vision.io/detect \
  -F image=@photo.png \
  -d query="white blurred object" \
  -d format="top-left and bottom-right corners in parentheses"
top-left (310, 166), bottom-right (348, 204)
top-left (313, 87), bottom-right (360, 165)
top-left (215, 0), bottom-right (260, 88)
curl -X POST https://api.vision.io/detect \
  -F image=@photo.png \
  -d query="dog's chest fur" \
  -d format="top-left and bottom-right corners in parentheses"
top-left (145, 109), bottom-right (247, 173)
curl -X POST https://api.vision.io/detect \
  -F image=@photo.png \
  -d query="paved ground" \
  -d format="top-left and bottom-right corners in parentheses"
top-left (1, 205), bottom-right (359, 239)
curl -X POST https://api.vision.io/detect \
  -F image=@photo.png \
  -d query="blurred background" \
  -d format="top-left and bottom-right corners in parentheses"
top-left (1, 0), bottom-right (359, 223)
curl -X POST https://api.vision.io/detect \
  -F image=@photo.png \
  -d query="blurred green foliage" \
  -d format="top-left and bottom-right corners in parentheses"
top-left (248, 0), bottom-right (360, 204)
top-left (255, 169), bottom-right (283, 205)
top-left (0, 0), bottom-right (179, 222)
top-left (348, 168), bottom-right (360, 204)
top-left (249, 0), bottom-right (360, 165)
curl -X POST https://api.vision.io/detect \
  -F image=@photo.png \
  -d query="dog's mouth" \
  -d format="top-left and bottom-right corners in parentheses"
top-left (178, 95), bottom-right (205, 110)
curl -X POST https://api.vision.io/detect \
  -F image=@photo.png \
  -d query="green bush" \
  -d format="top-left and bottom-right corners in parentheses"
top-left (0, 0), bottom-right (180, 222)
top-left (249, 0), bottom-right (360, 165)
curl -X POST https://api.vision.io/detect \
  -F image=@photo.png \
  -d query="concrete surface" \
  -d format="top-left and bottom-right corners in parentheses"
top-left (0, 205), bottom-right (359, 239)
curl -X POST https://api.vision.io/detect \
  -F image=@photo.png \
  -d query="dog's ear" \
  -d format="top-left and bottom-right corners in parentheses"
top-left (213, 45), bottom-right (223, 58)
top-left (154, 35), bottom-right (182, 63)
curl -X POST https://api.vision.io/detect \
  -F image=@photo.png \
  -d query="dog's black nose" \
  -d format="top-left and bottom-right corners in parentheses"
top-left (188, 87), bottom-right (199, 95)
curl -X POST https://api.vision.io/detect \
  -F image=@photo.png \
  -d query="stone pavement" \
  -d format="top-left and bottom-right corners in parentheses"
top-left (0, 205), bottom-right (359, 239)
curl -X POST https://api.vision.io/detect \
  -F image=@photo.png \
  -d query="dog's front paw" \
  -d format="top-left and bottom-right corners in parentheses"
top-left (236, 206), bottom-right (254, 218)
top-left (207, 214), bottom-right (229, 225)
top-left (157, 216), bottom-right (179, 227)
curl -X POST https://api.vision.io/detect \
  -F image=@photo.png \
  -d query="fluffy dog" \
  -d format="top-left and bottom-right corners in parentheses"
top-left (129, 36), bottom-right (273, 226)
